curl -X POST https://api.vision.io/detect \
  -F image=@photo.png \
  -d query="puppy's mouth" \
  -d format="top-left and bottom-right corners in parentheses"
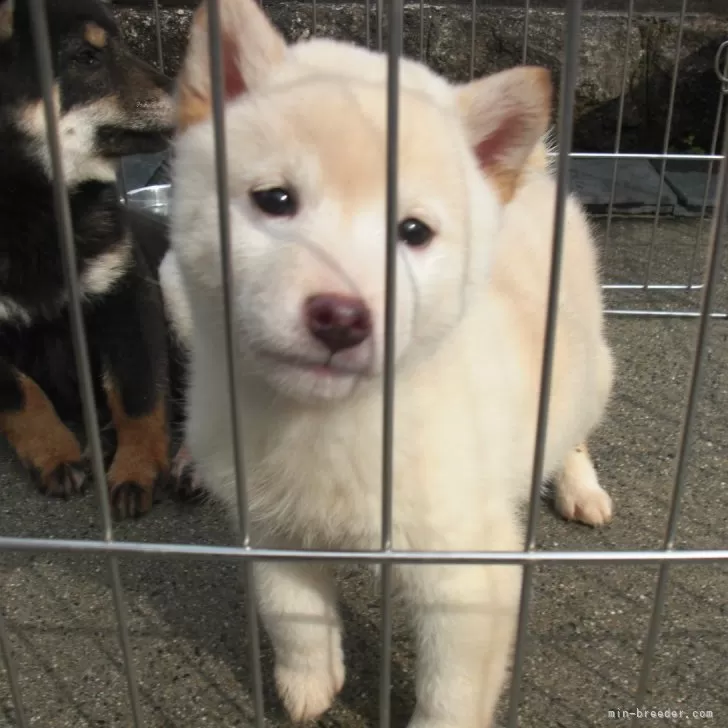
top-left (96, 125), bottom-right (174, 157)
top-left (257, 348), bottom-right (372, 378)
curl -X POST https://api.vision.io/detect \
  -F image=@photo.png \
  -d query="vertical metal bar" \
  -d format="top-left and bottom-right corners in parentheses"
top-left (152, 0), bottom-right (164, 74)
top-left (642, 0), bottom-right (687, 287)
top-left (377, 0), bottom-right (384, 51)
top-left (379, 0), bottom-right (403, 723)
top-left (687, 43), bottom-right (728, 287)
top-left (27, 3), bottom-right (145, 726)
top-left (0, 611), bottom-right (28, 728)
top-left (312, 0), bottom-right (317, 36)
top-left (521, 0), bottom-right (530, 65)
top-left (604, 0), bottom-right (634, 250)
top-left (469, 0), bottom-right (476, 80)
top-left (118, 161), bottom-right (129, 203)
top-left (29, 0), bottom-right (111, 549)
top-left (107, 560), bottom-right (144, 725)
top-left (631, 91), bottom-right (728, 728)
top-left (366, 0), bottom-right (372, 50)
top-left (506, 3), bottom-right (583, 725)
top-left (419, 0), bottom-right (425, 61)
top-left (204, 1), bottom-right (265, 724)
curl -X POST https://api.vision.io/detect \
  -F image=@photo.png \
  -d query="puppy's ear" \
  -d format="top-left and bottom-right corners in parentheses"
top-left (456, 66), bottom-right (552, 202)
top-left (0, 0), bottom-right (14, 43)
top-left (177, 0), bottom-right (286, 132)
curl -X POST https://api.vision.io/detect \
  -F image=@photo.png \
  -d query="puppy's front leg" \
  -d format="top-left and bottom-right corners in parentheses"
top-left (399, 556), bottom-right (521, 727)
top-left (255, 556), bottom-right (344, 723)
top-left (94, 255), bottom-right (170, 519)
top-left (102, 373), bottom-right (169, 518)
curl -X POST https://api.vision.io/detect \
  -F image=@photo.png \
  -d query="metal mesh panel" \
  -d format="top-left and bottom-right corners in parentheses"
top-left (1, 1), bottom-right (727, 727)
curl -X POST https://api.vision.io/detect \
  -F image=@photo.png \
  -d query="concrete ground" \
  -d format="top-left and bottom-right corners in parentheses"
top-left (1, 217), bottom-right (727, 727)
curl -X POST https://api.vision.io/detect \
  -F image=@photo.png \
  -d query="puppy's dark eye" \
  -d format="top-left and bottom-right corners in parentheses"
top-left (75, 47), bottom-right (101, 66)
top-left (250, 187), bottom-right (298, 217)
top-left (398, 217), bottom-right (434, 248)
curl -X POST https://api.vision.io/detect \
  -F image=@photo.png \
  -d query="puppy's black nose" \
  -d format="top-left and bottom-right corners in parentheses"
top-left (305, 294), bottom-right (372, 354)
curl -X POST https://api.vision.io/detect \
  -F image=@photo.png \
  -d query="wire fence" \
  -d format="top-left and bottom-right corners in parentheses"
top-left (0, 0), bottom-right (727, 727)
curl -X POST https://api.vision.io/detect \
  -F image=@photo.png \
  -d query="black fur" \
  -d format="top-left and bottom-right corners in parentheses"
top-left (0, 0), bottom-right (181, 518)
top-left (0, 0), bottom-right (174, 156)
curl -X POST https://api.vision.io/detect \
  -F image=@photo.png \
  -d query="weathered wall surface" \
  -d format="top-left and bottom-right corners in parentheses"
top-left (112, 2), bottom-right (728, 153)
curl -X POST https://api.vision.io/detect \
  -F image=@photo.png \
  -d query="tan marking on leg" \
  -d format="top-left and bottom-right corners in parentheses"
top-left (104, 377), bottom-right (170, 517)
top-left (0, 373), bottom-right (82, 478)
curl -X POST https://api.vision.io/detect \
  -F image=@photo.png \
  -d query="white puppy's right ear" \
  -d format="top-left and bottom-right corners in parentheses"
top-left (177, 0), bottom-right (286, 132)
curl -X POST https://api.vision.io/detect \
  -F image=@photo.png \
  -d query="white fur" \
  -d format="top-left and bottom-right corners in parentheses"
top-left (0, 296), bottom-right (32, 325)
top-left (165, 4), bottom-right (615, 725)
top-left (159, 249), bottom-right (194, 345)
top-left (19, 92), bottom-right (120, 184)
top-left (80, 242), bottom-right (132, 295)
top-left (0, 241), bottom-right (131, 325)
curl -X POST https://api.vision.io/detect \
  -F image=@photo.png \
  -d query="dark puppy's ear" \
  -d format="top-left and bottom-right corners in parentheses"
top-left (0, 0), bottom-right (14, 42)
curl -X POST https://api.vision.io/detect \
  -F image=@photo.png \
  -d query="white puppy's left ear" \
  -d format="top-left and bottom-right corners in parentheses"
top-left (456, 66), bottom-right (552, 201)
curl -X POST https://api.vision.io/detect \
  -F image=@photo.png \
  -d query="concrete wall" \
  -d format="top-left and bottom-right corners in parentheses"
top-left (111, 1), bottom-right (728, 153)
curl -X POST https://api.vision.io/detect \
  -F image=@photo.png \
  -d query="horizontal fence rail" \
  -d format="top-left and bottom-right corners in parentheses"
top-left (2, 538), bottom-right (728, 565)
top-left (1, 0), bottom-right (726, 726)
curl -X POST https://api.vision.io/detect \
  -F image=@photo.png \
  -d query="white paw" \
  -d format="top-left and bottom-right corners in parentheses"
top-left (555, 481), bottom-right (613, 526)
top-left (554, 446), bottom-right (614, 527)
top-left (275, 656), bottom-right (345, 723)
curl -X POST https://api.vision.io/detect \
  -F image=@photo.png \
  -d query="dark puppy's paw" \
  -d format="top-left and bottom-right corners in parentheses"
top-left (109, 478), bottom-right (159, 520)
top-left (168, 445), bottom-right (207, 503)
top-left (33, 460), bottom-right (88, 499)
top-left (103, 393), bottom-right (170, 520)
top-left (107, 449), bottom-right (169, 521)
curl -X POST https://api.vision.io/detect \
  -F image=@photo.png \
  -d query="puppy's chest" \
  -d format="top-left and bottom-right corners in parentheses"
top-left (249, 420), bottom-right (386, 549)
top-left (1, 180), bottom-right (127, 300)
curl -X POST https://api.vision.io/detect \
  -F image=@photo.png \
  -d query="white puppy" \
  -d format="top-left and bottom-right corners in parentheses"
top-left (162, 0), bottom-right (615, 725)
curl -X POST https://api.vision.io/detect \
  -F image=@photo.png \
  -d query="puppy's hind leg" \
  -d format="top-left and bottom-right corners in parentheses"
top-left (553, 443), bottom-right (613, 527)
top-left (0, 362), bottom-right (86, 497)
top-left (255, 552), bottom-right (345, 724)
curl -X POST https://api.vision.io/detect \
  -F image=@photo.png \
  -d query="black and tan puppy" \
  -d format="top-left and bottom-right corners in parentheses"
top-left (0, 0), bottom-right (177, 518)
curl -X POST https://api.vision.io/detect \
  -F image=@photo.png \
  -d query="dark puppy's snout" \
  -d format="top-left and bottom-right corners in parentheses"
top-left (130, 55), bottom-right (173, 92)
top-left (142, 60), bottom-right (175, 95)
top-left (305, 294), bottom-right (372, 354)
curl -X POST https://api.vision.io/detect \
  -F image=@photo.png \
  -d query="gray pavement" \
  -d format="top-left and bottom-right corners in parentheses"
top-left (1, 217), bottom-right (727, 727)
